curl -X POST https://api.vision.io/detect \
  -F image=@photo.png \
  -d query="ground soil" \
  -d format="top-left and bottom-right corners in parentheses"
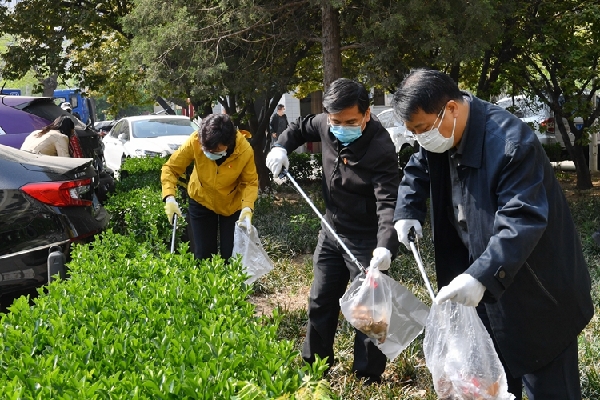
top-left (250, 254), bottom-right (312, 317)
top-left (556, 169), bottom-right (600, 201)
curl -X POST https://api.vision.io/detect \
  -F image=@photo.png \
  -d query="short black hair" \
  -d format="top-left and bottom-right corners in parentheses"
top-left (199, 114), bottom-right (236, 151)
top-left (277, 104), bottom-right (285, 110)
top-left (322, 78), bottom-right (370, 114)
top-left (392, 68), bottom-right (463, 122)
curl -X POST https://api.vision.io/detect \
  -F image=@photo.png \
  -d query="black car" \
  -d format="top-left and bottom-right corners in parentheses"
top-left (0, 144), bottom-right (109, 299)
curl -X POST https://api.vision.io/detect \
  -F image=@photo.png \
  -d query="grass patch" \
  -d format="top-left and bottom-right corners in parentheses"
top-left (254, 178), bottom-right (600, 399)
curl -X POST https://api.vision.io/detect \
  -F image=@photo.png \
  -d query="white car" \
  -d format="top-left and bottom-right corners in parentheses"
top-left (103, 115), bottom-right (199, 172)
top-left (495, 95), bottom-right (569, 148)
top-left (376, 109), bottom-right (416, 152)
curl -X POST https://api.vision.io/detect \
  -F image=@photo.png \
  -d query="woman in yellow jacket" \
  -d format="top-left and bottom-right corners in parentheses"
top-left (161, 113), bottom-right (258, 260)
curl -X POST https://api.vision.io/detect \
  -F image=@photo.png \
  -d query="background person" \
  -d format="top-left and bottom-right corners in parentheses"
top-left (57, 116), bottom-right (84, 158)
top-left (269, 104), bottom-right (289, 148)
top-left (182, 97), bottom-right (195, 120)
top-left (61, 101), bottom-right (82, 121)
top-left (392, 68), bottom-right (593, 399)
top-left (20, 115), bottom-right (71, 157)
top-left (161, 113), bottom-right (258, 260)
top-left (265, 78), bottom-right (400, 384)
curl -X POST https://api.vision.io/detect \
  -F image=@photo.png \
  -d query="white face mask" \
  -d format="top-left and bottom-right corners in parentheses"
top-left (416, 107), bottom-right (456, 153)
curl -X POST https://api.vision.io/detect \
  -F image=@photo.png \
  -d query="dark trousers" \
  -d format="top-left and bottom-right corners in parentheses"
top-left (188, 198), bottom-right (240, 260)
top-left (478, 306), bottom-right (582, 400)
top-left (301, 229), bottom-right (387, 379)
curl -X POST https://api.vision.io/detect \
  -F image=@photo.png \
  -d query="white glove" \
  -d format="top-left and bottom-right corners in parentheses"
top-left (369, 247), bottom-right (392, 271)
top-left (394, 219), bottom-right (422, 249)
top-left (237, 207), bottom-right (253, 230)
top-left (266, 146), bottom-right (289, 177)
top-left (434, 274), bottom-right (486, 307)
top-left (164, 196), bottom-right (182, 225)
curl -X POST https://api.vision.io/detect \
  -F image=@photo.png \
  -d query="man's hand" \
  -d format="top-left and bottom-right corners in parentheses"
top-left (394, 219), bottom-right (422, 249)
top-left (435, 274), bottom-right (486, 307)
top-left (237, 207), bottom-right (253, 230)
top-left (164, 196), bottom-right (182, 225)
top-left (266, 146), bottom-right (289, 177)
top-left (369, 247), bottom-right (392, 271)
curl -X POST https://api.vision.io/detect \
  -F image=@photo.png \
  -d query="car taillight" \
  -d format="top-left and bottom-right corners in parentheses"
top-left (541, 117), bottom-right (555, 133)
top-left (21, 178), bottom-right (93, 207)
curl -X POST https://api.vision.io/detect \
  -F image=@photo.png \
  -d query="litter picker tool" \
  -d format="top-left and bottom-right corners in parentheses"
top-left (279, 168), bottom-right (366, 273)
top-left (170, 214), bottom-right (178, 254)
top-left (279, 168), bottom-right (429, 360)
top-left (408, 228), bottom-right (435, 300)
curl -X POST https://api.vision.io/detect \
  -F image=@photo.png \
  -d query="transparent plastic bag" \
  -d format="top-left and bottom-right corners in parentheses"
top-left (232, 224), bottom-right (274, 284)
top-left (340, 266), bottom-right (428, 360)
top-left (340, 266), bottom-right (392, 343)
top-left (376, 277), bottom-right (429, 361)
top-left (423, 302), bottom-right (515, 400)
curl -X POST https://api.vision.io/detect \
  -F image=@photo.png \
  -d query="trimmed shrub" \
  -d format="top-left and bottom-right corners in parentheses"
top-left (117, 156), bottom-right (168, 192)
top-left (0, 232), bottom-right (328, 398)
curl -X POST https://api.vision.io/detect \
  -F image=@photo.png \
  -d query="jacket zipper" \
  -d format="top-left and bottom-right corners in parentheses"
top-left (329, 151), bottom-right (341, 212)
top-left (525, 262), bottom-right (558, 305)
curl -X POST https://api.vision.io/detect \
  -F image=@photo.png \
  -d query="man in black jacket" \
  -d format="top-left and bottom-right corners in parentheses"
top-left (269, 104), bottom-right (289, 148)
top-left (266, 78), bottom-right (400, 384)
top-left (393, 68), bottom-right (593, 399)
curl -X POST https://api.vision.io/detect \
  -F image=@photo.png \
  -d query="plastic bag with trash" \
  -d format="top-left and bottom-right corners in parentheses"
top-left (340, 266), bottom-right (392, 343)
top-left (423, 301), bottom-right (515, 400)
top-left (340, 265), bottom-right (428, 360)
top-left (232, 224), bottom-right (273, 284)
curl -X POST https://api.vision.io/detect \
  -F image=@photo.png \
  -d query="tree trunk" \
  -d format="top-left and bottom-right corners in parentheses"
top-left (322, 2), bottom-right (342, 90)
top-left (245, 96), bottom-right (282, 191)
top-left (449, 64), bottom-right (460, 84)
top-left (41, 74), bottom-right (58, 97)
top-left (556, 118), bottom-right (592, 189)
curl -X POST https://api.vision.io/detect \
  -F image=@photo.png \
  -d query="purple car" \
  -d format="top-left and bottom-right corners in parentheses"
top-left (0, 96), bottom-right (53, 148)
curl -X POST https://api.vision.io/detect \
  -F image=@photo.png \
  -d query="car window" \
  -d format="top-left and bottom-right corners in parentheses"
top-left (377, 109), bottom-right (403, 129)
top-left (496, 96), bottom-right (549, 119)
top-left (69, 95), bottom-right (79, 108)
top-left (121, 124), bottom-right (130, 141)
top-left (131, 119), bottom-right (196, 138)
top-left (110, 121), bottom-right (123, 138)
top-left (54, 97), bottom-right (67, 106)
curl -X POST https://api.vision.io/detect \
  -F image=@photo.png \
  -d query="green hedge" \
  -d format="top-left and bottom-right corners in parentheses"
top-left (104, 186), bottom-right (174, 249)
top-left (0, 232), bottom-right (327, 398)
top-left (0, 158), bottom-right (332, 398)
top-left (104, 156), bottom-right (188, 250)
top-left (117, 157), bottom-right (168, 192)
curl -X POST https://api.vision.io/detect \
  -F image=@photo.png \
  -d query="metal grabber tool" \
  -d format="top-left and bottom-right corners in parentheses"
top-left (170, 213), bottom-right (178, 254)
top-left (408, 227), bottom-right (436, 300)
top-left (279, 168), bottom-right (366, 274)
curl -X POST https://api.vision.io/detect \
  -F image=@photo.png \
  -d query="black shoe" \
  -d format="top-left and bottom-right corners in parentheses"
top-left (593, 231), bottom-right (600, 247)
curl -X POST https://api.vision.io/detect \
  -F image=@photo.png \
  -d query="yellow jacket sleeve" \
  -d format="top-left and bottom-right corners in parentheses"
top-left (239, 145), bottom-right (259, 211)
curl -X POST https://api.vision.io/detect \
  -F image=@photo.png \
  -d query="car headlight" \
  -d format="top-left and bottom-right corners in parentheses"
top-left (168, 144), bottom-right (180, 151)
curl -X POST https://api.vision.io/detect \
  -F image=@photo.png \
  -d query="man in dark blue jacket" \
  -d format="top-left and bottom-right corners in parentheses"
top-left (265, 78), bottom-right (400, 384)
top-left (393, 68), bottom-right (593, 399)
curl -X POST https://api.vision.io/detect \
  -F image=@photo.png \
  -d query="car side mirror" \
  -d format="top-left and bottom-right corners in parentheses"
top-left (117, 133), bottom-right (127, 142)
